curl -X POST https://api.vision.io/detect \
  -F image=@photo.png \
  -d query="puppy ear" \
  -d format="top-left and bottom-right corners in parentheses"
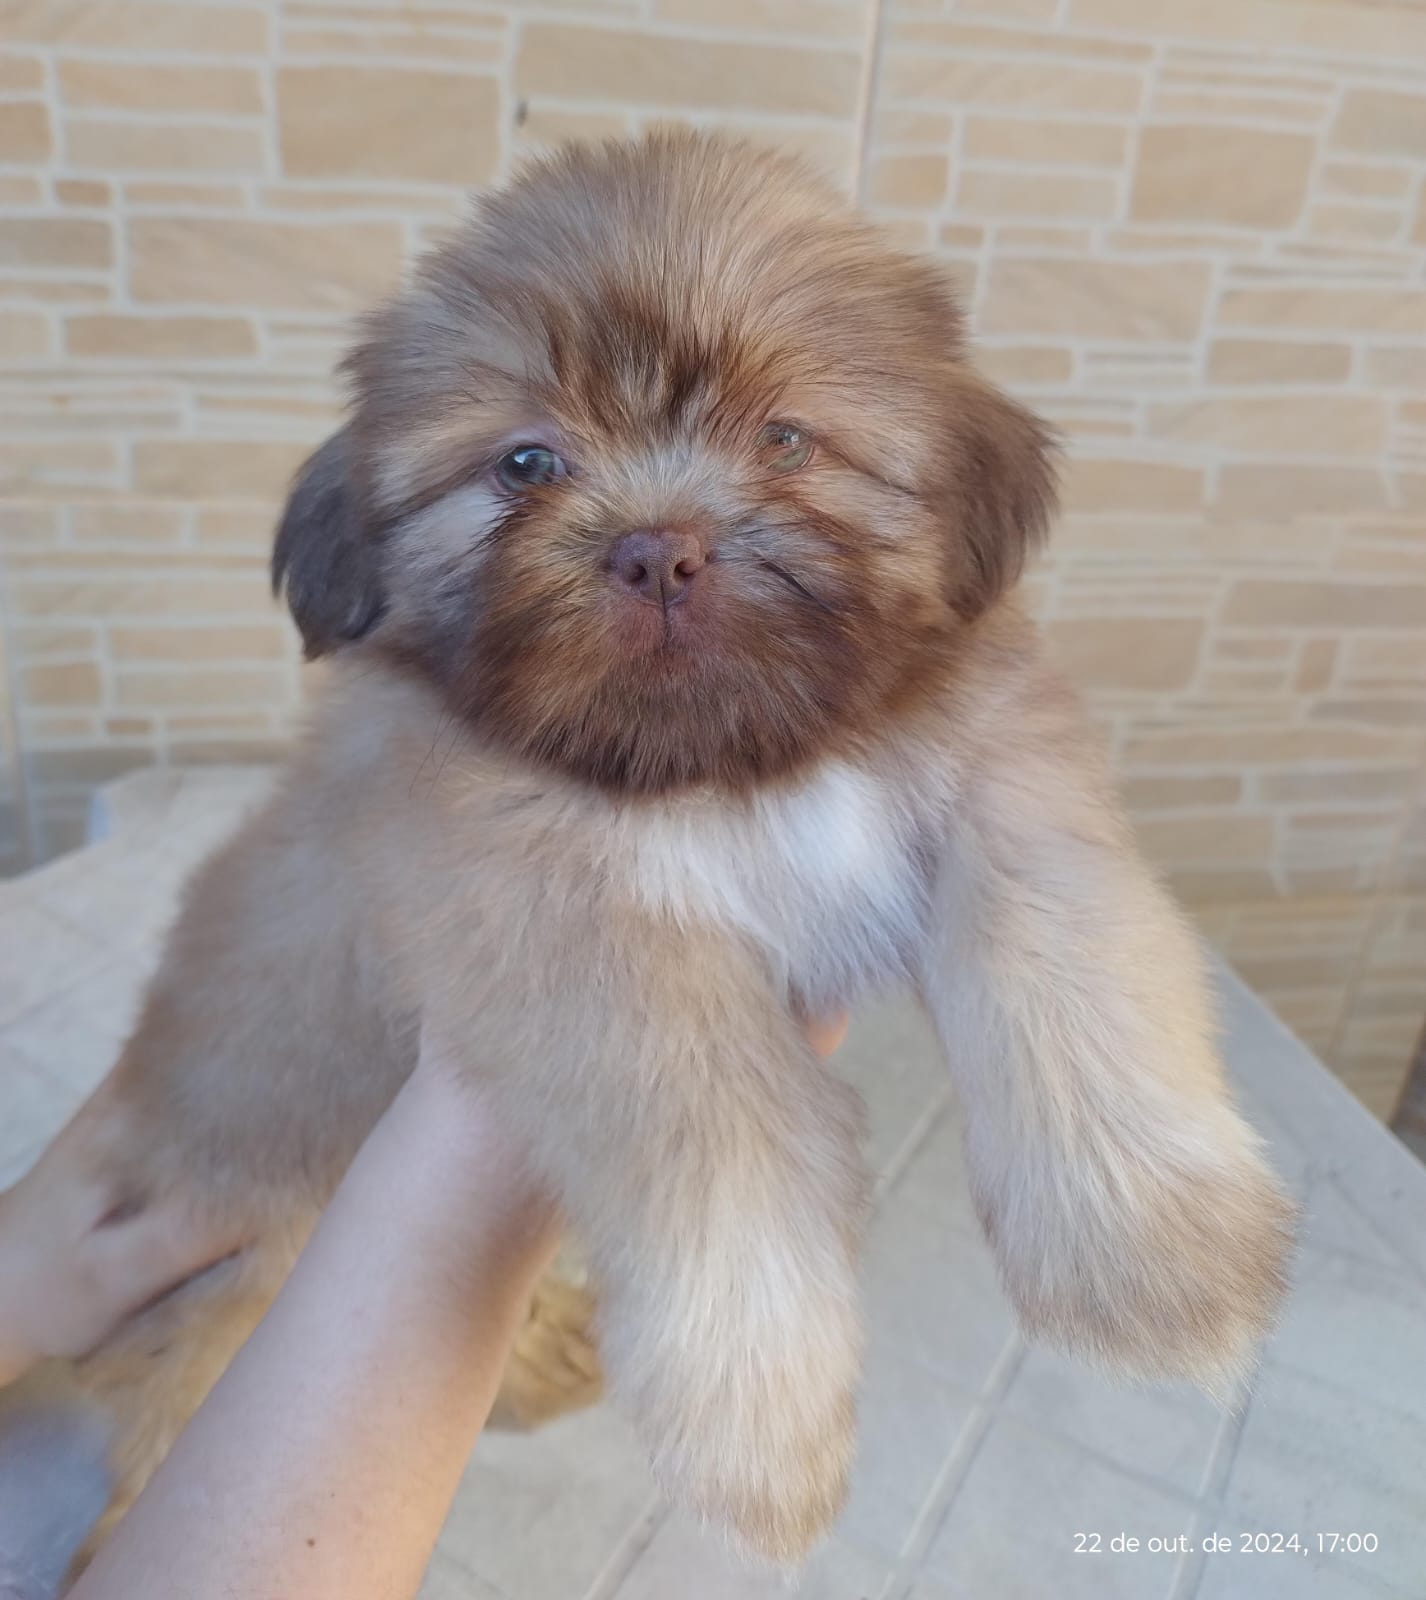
top-left (271, 428), bottom-right (385, 659)
top-left (940, 371), bottom-right (1059, 619)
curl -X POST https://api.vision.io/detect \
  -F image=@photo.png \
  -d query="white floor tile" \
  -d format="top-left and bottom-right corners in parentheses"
top-left (920, 1414), bottom-right (1195, 1599)
top-left (1226, 1364), bottom-right (1426, 1597)
top-left (859, 1191), bottom-right (1016, 1392)
top-left (0, 1043), bottom-right (74, 1176)
top-left (0, 905), bottom-right (110, 1027)
top-left (1218, 970), bottom-right (1426, 1283)
top-left (1265, 1248), bottom-right (1426, 1425)
top-left (33, 849), bottom-right (188, 957)
top-left (5, 784), bottom-right (1426, 1600)
top-left (837, 997), bottom-right (946, 1179)
top-left (841, 1336), bottom-right (975, 1558)
top-left (1000, 1348), bottom-right (1222, 1498)
top-left (880, 1104), bottom-right (978, 1238)
top-left (438, 1404), bottom-right (655, 1600)
top-left (418, 1549), bottom-right (506, 1600)
top-left (615, 1518), bottom-right (891, 1600)
top-left (1298, 1175), bottom-right (1417, 1274)
top-left (1242, 1108), bottom-right (1315, 1199)
top-left (1194, 1531), bottom-right (1400, 1600)
top-left (5, 961), bottom-right (144, 1100)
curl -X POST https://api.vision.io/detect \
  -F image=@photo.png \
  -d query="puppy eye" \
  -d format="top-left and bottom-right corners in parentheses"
top-left (496, 444), bottom-right (567, 491)
top-left (757, 422), bottom-right (813, 474)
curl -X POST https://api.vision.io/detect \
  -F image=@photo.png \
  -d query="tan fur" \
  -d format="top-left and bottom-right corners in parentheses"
top-left (0, 130), bottom-right (1293, 1573)
top-left (486, 1270), bottom-right (603, 1431)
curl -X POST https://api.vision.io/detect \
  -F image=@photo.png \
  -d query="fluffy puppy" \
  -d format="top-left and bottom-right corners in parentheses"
top-left (0, 131), bottom-right (1293, 1569)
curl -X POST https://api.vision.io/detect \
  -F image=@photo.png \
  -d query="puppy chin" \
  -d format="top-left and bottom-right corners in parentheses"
top-left (447, 567), bottom-right (869, 795)
top-left (472, 650), bottom-right (844, 797)
top-left (601, 594), bottom-right (704, 660)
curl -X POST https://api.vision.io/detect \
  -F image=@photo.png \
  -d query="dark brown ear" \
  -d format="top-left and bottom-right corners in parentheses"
top-left (940, 370), bottom-right (1059, 620)
top-left (271, 428), bottom-right (385, 659)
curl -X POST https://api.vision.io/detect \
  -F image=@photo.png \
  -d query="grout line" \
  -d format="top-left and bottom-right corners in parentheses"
top-left (0, 532), bottom-right (36, 867)
top-left (579, 1493), bottom-right (667, 1600)
top-left (880, 1336), bottom-right (1026, 1591)
top-left (1164, 1381), bottom-right (1254, 1600)
top-left (872, 1081), bottom-right (955, 1209)
top-left (497, 0), bottom-right (521, 185)
top-left (851, 0), bottom-right (887, 207)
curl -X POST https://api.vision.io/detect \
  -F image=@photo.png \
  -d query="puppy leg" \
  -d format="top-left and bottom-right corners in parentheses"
top-left (584, 1034), bottom-right (865, 1562)
top-left (440, 929), bottom-right (869, 1562)
top-left (487, 1257), bottom-right (603, 1431)
top-left (919, 668), bottom-right (1294, 1392)
top-left (486, 1010), bottom-right (850, 1437)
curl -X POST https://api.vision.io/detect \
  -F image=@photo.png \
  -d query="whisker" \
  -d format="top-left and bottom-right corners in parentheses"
top-left (409, 709), bottom-right (454, 799)
top-left (432, 713), bottom-right (465, 787)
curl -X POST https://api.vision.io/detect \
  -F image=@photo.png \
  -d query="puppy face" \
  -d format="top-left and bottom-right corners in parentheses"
top-left (275, 130), bottom-right (1057, 794)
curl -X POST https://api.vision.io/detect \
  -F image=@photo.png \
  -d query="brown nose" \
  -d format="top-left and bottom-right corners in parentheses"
top-left (608, 529), bottom-right (705, 605)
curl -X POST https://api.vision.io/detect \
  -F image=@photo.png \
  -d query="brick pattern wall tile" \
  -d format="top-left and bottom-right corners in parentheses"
top-left (0, 0), bottom-right (877, 874)
top-left (1, 0), bottom-right (1423, 1111)
top-left (863, 0), bottom-right (1426, 1114)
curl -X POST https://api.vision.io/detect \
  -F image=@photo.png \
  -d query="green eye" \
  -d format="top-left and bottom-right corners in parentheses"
top-left (757, 422), bottom-right (813, 474)
top-left (497, 444), bottom-right (567, 490)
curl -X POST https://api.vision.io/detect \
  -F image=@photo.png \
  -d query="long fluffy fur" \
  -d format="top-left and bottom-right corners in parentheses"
top-left (0, 130), bottom-right (1292, 1573)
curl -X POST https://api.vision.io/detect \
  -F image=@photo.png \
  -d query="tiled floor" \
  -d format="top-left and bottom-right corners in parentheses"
top-left (2, 769), bottom-right (1425, 1600)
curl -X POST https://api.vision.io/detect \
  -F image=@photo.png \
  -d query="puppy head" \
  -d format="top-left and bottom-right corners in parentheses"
top-left (274, 130), bottom-right (1057, 793)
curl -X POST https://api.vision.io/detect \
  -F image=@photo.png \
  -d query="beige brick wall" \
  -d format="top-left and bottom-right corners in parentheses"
top-left (1, 0), bottom-right (1423, 1116)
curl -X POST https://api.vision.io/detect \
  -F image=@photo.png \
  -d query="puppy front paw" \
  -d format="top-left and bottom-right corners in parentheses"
top-left (649, 1327), bottom-right (859, 1562)
top-left (984, 1117), bottom-right (1296, 1395)
top-left (488, 1268), bottom-right (603, 1431)
top-left (610, 1261), bottom-right (862, 1562)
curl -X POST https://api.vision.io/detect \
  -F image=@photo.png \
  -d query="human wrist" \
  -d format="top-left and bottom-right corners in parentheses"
top-left (363, 1064), bottom-right (560, 1302)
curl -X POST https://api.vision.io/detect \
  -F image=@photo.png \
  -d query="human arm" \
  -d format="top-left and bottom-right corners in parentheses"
top-left (67, 1007), bottom-right (850, 1599)
top-left (67, 1048), bottom-right (558, 1600)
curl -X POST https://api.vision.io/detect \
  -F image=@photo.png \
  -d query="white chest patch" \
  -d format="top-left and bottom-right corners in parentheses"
top-left (611, 761), bottom-right (924, 1002)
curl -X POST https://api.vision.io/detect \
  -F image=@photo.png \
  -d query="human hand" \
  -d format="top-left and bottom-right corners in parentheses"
top-left (805, 1010), bottom-right (850, 1059)
top-left (1, 1005), bottom-right (850, 1398)
top-left (0, 1122), bottom-right (241, 1387)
